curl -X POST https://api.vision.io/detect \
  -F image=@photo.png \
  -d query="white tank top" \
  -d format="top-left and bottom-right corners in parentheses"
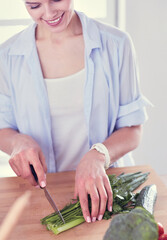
top-left (44, 69), bottom-right (89, 172)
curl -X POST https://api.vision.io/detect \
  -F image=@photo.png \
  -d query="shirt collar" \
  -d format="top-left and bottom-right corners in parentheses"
top-left (9, 11), bottom-right (102, 56)
top-left (76, 11), bottom-right (102, 55)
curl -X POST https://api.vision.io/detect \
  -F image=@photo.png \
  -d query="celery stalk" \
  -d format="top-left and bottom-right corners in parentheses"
top-left (47, 217), bottom-right (85, 235)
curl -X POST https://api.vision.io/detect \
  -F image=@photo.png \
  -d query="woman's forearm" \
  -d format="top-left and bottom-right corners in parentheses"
top-left (0, 128), bottom-right (20, 155)
top-left (103, 125), bottom-right (143, 165)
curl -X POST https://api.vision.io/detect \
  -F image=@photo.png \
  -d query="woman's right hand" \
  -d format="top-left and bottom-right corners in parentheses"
top-left (9, 133), bottom-right (47, 187)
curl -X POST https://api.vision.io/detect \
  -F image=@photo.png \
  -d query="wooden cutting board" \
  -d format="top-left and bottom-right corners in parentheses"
top-left (0, 165), bottom-right (167, 240)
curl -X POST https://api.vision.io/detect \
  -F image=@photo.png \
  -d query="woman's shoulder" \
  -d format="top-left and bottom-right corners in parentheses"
top-left (92, 18), bottom-right (131, 43)
top-left (0, 23), bottom-right (36, 56)
top-left (0, 32), bottom-right (22, 53)
top-left (90, 19), bottom-right (135, 53)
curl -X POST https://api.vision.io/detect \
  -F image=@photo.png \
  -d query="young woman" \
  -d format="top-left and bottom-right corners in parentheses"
top-left (0, 0), bottom-right (150, 223)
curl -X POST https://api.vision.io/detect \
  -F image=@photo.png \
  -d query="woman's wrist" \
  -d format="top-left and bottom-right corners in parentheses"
top-left (90, 143), bottom-right (110, 170)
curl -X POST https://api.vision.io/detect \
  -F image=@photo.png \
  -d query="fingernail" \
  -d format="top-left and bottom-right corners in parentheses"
top-left (86, 216), bottom-right (91, 223)
top-left (98, 215), bottom-right (103, 221)
top-left (40, 181), bottom-right (46, 188)
top-left (109, 206), bottom-right (112, 212)
top-left (35, 185), bottom-right (40, 189)
top-left (92, 217), bottom-right (96, 222)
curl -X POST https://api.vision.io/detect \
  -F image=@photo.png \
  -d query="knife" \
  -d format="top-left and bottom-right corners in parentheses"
top-left (30, 164), bottom-right (65, 224)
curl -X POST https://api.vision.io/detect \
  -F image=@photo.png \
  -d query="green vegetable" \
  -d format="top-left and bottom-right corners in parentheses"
top-left (41, 201), bottom-right (85, 235)
top-left (135, 184), bottom-right (157, 214)
top-left (103, 207), bottom-right (158, 240)
top-left (105, 171), bottom-right (149, 217)
top-left (41, 171), bottom-right (149, 235)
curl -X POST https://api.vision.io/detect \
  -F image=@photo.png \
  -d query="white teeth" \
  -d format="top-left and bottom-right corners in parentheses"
top-left (48, 16), bottom-right (61, 24)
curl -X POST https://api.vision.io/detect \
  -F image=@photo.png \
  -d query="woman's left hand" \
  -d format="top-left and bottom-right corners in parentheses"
top-left (74, 149), bottom-right (113, 223)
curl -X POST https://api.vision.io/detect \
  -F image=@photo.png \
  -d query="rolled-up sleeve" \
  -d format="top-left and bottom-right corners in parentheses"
top-left (0, 53), bottom-right (17, 130)
top-left (116, 95), bottom-right (152, 129)
top-left (115, 34), bottom-right (152, 129)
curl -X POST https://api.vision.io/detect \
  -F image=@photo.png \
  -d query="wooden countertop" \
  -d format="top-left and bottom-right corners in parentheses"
top-left (0, 165), bottom-right (167, 240)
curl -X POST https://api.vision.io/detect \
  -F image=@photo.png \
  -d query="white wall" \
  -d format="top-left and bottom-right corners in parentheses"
top-left (125, 0), bottom-right (167, 175)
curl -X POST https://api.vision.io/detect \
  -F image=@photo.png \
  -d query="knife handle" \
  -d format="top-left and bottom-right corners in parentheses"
top-left (30, 164), bottom-right (45, 189)
top-left (30, 164), bottom-right (39, 184)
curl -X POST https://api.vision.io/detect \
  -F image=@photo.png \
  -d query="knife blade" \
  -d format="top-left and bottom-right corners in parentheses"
top-left (30, 164), bottom-right (65, 224)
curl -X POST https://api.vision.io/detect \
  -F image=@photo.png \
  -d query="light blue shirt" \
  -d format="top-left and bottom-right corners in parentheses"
top-left (0, 11), bottom-right (150, 172)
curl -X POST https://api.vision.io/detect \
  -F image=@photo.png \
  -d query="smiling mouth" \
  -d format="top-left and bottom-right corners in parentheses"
top-left (44, 13), bottom-right (64, 25)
